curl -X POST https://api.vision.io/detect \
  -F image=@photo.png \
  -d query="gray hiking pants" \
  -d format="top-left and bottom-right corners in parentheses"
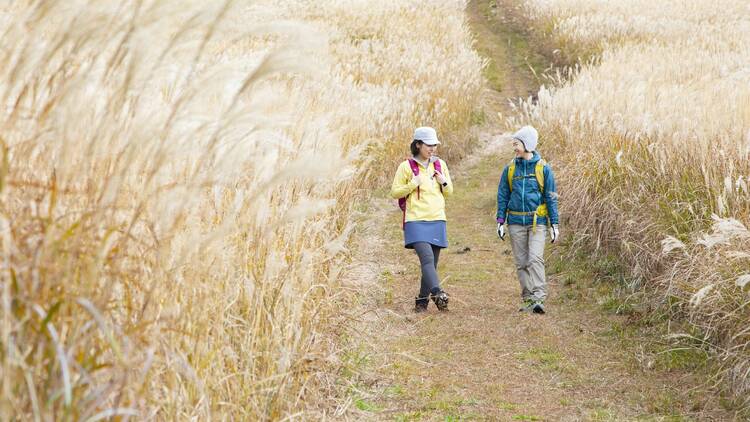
top-left (413, 242), bottom-right (442, 299)
top-left (509, 224), bottom-right (547, 301)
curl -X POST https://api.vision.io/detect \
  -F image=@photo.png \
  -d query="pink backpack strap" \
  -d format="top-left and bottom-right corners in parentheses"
top-left (408, 159), bottom-right (420, 176)
top-left (407, 159), bottom-right (420, 200)
top-left (433, 159), bottom-right (443, 193)
top-left (399, 159), bottom-right (422, 230)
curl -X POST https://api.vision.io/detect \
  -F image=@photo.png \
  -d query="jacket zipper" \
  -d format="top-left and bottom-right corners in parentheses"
top-left (522, 159), bottom-right (526, 225)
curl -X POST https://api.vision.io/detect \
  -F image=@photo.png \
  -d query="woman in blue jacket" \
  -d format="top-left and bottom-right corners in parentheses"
top-left (496, 126), bottom-right (559, 314)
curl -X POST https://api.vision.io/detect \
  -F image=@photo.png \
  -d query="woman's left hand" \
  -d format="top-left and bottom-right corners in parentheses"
top-left (434, 171), bottom-right (447, 185)
top-left (549, 224), bottom-right (559, 243)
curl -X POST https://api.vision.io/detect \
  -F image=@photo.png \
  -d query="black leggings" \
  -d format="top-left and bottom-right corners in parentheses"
top-left (413, 242), bottom-right (442, 299)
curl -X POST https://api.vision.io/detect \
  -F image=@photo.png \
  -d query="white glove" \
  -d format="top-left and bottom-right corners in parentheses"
top-left (434, 171), bottom-right (447, 186)
top-left (549, 224), bottom-right (559, 243)
top-left (411, 174), bottom-right (423, 187)
top-left (497, 223), bottom-right (506, 241)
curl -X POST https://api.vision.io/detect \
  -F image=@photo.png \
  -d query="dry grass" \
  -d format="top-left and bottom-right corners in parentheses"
top-left (514, 0), bottom-right (750, 411)
top-left (0, 0), bottom-right (482, 419)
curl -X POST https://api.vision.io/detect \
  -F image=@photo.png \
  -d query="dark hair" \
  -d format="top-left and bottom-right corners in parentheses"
top-left (513, 137), bottom-right (530, 153)
top-left (410, 139), bottom-right (423, 156)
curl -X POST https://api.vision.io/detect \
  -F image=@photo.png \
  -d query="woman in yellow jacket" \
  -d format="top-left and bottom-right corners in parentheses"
top-left (390, 127), bottom-right (454, 312)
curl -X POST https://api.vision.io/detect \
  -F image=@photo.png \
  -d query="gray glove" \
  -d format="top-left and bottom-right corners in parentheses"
top-left (549, 224), bottom-right (559, 243)
top-left (497, 222), bottom-right (506, 241)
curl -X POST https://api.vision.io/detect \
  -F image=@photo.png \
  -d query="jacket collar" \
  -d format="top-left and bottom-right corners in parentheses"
top-left (514, 151), bottom-right (541, 164)
top-left (412, 155), bottom-right (438, 168)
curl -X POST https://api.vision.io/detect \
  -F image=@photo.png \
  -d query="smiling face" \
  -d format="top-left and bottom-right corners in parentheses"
top-left (511, 138), bottom-right (526, 156)
top-left (417, 142), bottom-right (437, 160)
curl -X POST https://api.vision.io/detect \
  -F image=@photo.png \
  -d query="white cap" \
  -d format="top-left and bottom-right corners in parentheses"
top-left (413, 126), bottom-right (440, 145)
top-left (512, 125), bottom-right (538, 152)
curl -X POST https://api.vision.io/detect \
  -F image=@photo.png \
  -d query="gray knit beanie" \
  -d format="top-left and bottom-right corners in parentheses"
top-left (512, 125), bottom-right (538, 152)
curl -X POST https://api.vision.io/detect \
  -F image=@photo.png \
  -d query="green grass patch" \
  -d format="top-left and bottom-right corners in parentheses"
top-left (496, 400), bottom-right (517, 410)
top-left (342, 350), bottom-right (370, 375)
top-left (512, 414), bottom-right (541, 421)
top-left (420, 385), bottom-right (441, 401)
top-left (504, 25), bottom-right (548, 80)
top-left (588, 407), bottom-right (617, 421)
top-left (339, 340), bottom-right (370, 379)
top-left (394, 410), bottom-right (425, 421)
top-left (654, 348), bottom-right (709, 371)
top-left (636, 417), bottom-right (689, 422)
top-left (424, 393), bottom-right (482, 415)
top-left (354, 397), bottom-right (380, 412)
top-left (381, 269), bottom-right (394, 305)
top-left (470, 108), bottom-right (488, 126)
top-left (444, 414), bottom-right (481, 421)
top-left (483, 58), bottom-right (505, 92)
top-left (428, 399), bottom-right (458, 412)
top-left (644, 390), bottom-right (687, 419)
top-left (389, 358), bottom-right (421, 380)
top-left (517, 347), bottom-right (565, 372)
top-left (599, 293), bottom-right (635, 316)
top-left (385, 384), bottom-right (405, 397)
top-left (468, 0), bottom-right (552, 95)
top-left (602, 321), bottom-right (637, 340)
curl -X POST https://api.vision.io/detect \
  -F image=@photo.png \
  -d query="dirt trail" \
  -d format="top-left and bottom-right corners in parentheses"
top-left (340, 1), bottom-right (735, 420)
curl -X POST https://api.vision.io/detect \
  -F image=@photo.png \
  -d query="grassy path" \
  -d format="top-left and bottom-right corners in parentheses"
top-left (341, 1), bottom-right (734, 420)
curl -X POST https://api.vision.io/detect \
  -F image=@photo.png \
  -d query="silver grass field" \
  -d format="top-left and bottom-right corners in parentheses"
top-left (0, 0), bottom-right (482, 419)
top-left (517, 0), bottom-right (750, 410)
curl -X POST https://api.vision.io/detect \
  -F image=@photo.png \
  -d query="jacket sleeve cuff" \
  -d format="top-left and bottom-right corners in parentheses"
top-left (496, 217), bottom-right (505, 224)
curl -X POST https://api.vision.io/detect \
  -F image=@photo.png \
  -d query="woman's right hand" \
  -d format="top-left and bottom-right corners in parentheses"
top-left (411, 174), bottom-right (422, 187)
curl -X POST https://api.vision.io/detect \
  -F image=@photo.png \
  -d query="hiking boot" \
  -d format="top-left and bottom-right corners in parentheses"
top-left (414, 296), bottom-right (429, 313)
top-left (518, 299), bottom-right (534, 312)
top-left (431, 290), bottom-right (449, 311)
top-left (532, 301), bottom-right (546, 314)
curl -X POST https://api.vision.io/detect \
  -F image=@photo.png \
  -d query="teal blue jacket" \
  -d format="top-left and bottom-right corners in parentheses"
top-left (496, 152), bottom-right (559, 226)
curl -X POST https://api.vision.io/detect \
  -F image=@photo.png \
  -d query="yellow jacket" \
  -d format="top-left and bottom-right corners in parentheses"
top-left (390, 157), bottom-right (453, 222)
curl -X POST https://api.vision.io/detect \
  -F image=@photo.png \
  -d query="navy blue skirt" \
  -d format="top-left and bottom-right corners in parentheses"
top-left (404, 221), bottom-right (448, 249)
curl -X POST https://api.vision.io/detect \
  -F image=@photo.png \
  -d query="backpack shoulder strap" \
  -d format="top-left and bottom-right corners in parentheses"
top-left (406, 159), bottom-right (421, 200)
top-left (507, 160), bottom-right (515, 193)
top-left (535, 159), bottom-right (546, 192)
top-left (407, 158), bottom-right (420, 176)
top-left (433, 159), bottom-right (444, 192)
top-left (400, 159), bottom-right (422, 229)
